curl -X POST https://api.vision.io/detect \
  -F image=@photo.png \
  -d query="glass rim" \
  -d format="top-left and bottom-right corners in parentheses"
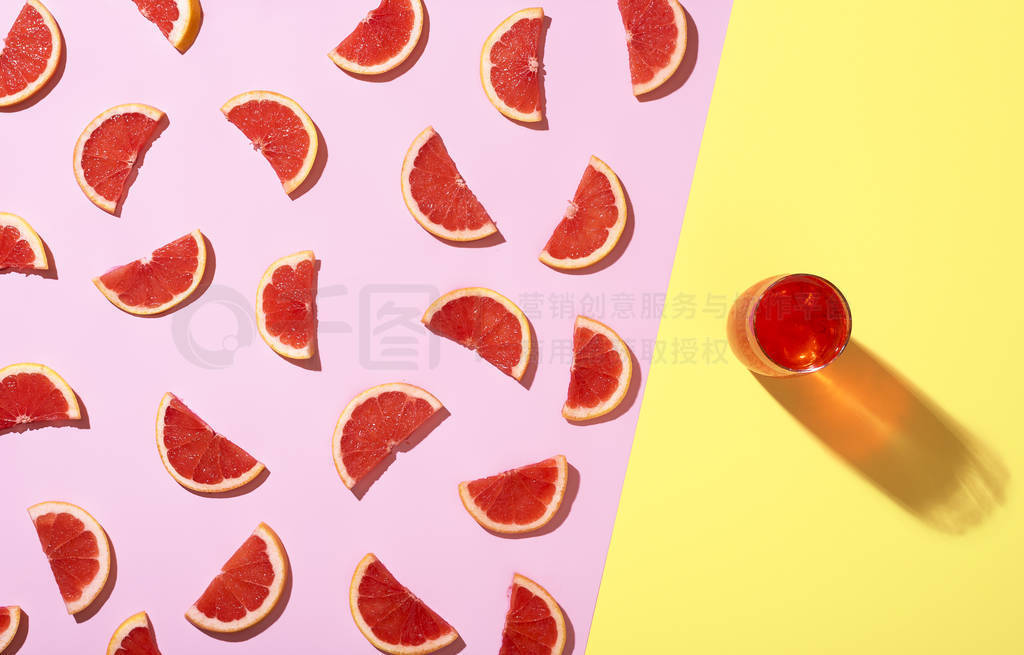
top-left (749, 273), bottom-right (853, 374)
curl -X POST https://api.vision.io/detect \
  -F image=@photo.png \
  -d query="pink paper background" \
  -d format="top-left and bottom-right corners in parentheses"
top-left (0, 1), bottom-right (731, 652)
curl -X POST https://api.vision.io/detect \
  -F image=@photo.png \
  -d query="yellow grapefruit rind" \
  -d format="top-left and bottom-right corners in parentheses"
top-left (328, 0), bottom-right (424, 75)
top-left (72, 103), bottom-right (166, 214)
top-left (539, 156), bottom-right (628, 270)
top-left (92, 229), bottom-right (207, 316)
top-left (255, 250), bottom-right (316, 360)
top-left (0, 606), bottom-right (21, 652)
top-left (26, 501), bottom-right (111, 615)
top-left (185, 523), bottom-right (288, 634)
top-left (0, 212), bottom-right (48, 270)
top-left (165, 0), bottom-right (201, 52)
top-left (220, 90), bottom-right (318, 194)
top-left (421, 287), bottom-right (531, 380)
top-left (0, 0), bottom-right (62, 107)
top-left (106, 611), bottom-right (153, 655)
top-left (562, 315), bottom-right (633, 421)
top-left (627, 0), bottom-right (688, 96)
top-left (400, 126), bottom-right (498, 242)
top-left (349, 553), bottom-right (459, 655)
top-left (155, 392), bottom-right (265, 494)
top-left (332, 383), bottom-right (443, 490)
top-left (508, 574), bottom-right (567, 655)
top-left (480, 7), bottom-right (544, 123)
top-left (0, 363), bottom-right (81, 424)
top-left (458, 454), bottom-right (568, 534)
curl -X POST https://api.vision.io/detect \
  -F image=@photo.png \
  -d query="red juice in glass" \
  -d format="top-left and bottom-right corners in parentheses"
top-left (726, 274), bottom-right (852, 377)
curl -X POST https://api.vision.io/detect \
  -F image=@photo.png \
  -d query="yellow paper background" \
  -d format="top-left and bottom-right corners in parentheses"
top-left (589, 1), bottom-right (1024, 653)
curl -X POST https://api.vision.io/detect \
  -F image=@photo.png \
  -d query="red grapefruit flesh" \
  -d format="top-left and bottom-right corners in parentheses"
top-left (27, 501), bottom-right (112, 615)
top-left (459, 455), bottom-right (568, 534)
top-left (156, 393), bottom-right (264, 494)
top-left (539, 156), bottom-right (628, 270)
top-left (0, 363), bottom-right (80, 431)
top-left (73, 103), bottom-right (165, 213)
top-left (617, 0), bottom-right (688, 96)
top-left (255, 250), bottom-right (316, 360)
top-left (500, 574), bottom-right (567, 655)
top-left (349, 554), bottom-right (459, 655)
top-left (93, 230), bottom-right (207, 316)
top-left (107, 611), bottom-right (162, 655)
top-left (221, 90), bottom-right (318, 194)
top-left (0, 212), bottom-right (47, 271)
top-left (563, 316), bottom-right (633, 421)
top-left (0, 0), bottom-right (62, 107)
top-left (481, 8), bottom-right (545, 122)
top-left (185, 523), bottom-right (288, 633)
top-left (0, 606), bottom-right (21, 652)
top-left (401, 126), bottom-right (498, 241)
top-left (422, 287), bottom-right (531, 380)
top-left (328, 0), bottom-right (424, 75)
top-left (332, 383), bottom-right (443, 490)
top-left (131, 0), bottom-right (201, 52)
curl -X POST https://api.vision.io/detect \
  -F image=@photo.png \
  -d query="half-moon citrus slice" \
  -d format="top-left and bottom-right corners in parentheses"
top-left (500, 574), bottom-right (567, 655)
top-left (0, 363), bottom-right (80, 432)
top-left (349, 553), bottom-right (459, 655)
top-left (539, 156), bottom-right (627, 270)
top-left (481, 7), bottom-right (545, 123)
top-left (459, 455), bottom-right (567, 534)
top-left (422, 287), bottom-right (531, 380)
top-left (328, 0), bottom-right (423, 75)
top-left (617, 0), bottom-right (687, 96)
top-left (73, 103), bottom-right (165, 213)
top-left (332, 383), bottom-right (443, 490)
top-left (221, 90), bottom-right (318, 194)
top-left (107, 611), bottom-right (162, 655)
top-left (0, 212), bottom-right (47, 271)
top-left (27, 501), bottom-right (112, 615)
top-left (156, 393), bottom-right (265, 494)
top-left (255, 250), bottom-right (316, 360)
top-left (0, 606), bottom-right (21, 652)
top-left (185, 523), bottom-right (288, 633)
top-left (0, 0), bottom-right (62, 107)
top-left (92, 230), bottom-right (207, 316)
top-left (131, 0), bottom-right (201, 52)
top-left (401, 126), bottom-right (498, 241)
top-left (563, 315), bottom-right (632, 421)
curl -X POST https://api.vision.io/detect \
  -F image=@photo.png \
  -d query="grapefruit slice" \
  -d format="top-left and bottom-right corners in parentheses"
top-left (27, 501), bottom-right (112, 615)
top-left (539, 156), bottom-right (628, 270)
top-left (92, 230), bottom-right (207, 316)
top-left (0, 212), bottom-right (47, 271)
top-left (0, 363), bottom-right (80, 431)
top-left (0, 0), bottom-right (62, 107)
top-left (480, 8), bottom-right (545, 123)
top-left (500, 574), bottom-right (567, 655)
top-left (255, 250), bottom-right (316, 360)
top-left (131, 0), bottom-right (201, 53)
top-left (185, 523), bottom-right (288, 633)
top-left (221, 90), bottom-right (318, 194)
top-left (332, 383), bottom-right (443, 489)
top-left (401, 126), bottom-right (498, 241)
top-left (156, 393), bottom-right (265, 494)
top-left (422, 287), bottom-right (531, 380)
top-left (107, 611), bottom-right (162, 655)
top-left (617, 0), bottom-right (687, 96)
top-left (459, 455), bottom-right (568, 534)
top-left (563, 316), bottom-right (632, 421)
top-left (0, 606), bottom-right (21, 653)
top-left (73, 103), bottom-right (165, 213)
top-left (349, 553), bottom-right (458, 654)
top-left (328, 0), bottom-right (424, 75)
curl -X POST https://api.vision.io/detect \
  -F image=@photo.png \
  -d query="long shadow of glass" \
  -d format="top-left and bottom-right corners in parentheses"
top-left (754, 340), bottom-right (1008, 534)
